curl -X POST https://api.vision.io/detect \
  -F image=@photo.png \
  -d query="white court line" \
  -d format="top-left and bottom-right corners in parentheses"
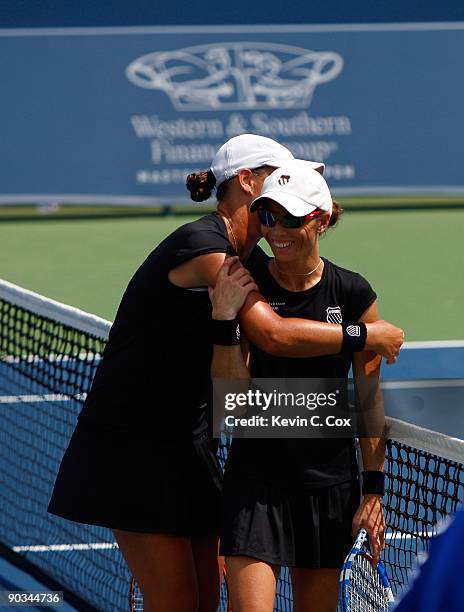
top-left (382, 379), bottom-right (464, 390)
top-left (385, 531), bottom-right (435, 540)
top-left (403, 340), bottom-right (464, 349)
top-left (13, 543), bottom-right (118, 552)
top-left (13, 533), bottom-right (434, 553)
top-left (0, 393), bottom-right (87, 404)
top-left (1, 187), bottom-right (464, 204)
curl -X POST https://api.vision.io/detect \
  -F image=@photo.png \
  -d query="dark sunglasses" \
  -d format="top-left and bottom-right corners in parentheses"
top-left (257, 207), bottom-right (322, 229)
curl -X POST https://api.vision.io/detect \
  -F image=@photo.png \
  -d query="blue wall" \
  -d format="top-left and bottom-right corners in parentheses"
top-left (1, 0), bottom-right (463, 27)
top-left (1, 4), bottom-right (463, 205)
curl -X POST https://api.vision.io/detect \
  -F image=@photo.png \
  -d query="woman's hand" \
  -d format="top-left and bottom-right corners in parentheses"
top-left (365, 320), bottom-right (404, 364)
top-left (352, 495), bottom-right (385, 564)
top-left (209, 256), bottom-right (259, 320)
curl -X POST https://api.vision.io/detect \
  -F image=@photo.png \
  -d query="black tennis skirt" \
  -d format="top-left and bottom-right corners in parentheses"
top-left (48, 419), bottom-right (223, 537)
top-left (220, 474), bottom-right (360, 568)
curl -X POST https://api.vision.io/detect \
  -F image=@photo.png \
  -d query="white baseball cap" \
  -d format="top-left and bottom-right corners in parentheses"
top-left (250, 160), bottom-right (333, 216)
top-left (210, 134), bottom-right (306, 187)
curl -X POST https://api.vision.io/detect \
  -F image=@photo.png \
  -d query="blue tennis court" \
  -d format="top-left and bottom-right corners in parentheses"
top-left (0, 279), bottom-right (463, 610)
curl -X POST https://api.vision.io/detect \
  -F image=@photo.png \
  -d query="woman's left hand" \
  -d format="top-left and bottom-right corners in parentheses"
top-left (352, 495), bottom-right (385, 564)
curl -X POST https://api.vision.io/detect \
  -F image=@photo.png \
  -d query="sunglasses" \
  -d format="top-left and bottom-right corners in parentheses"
top-left (257, 207), bottom-right (322, 229)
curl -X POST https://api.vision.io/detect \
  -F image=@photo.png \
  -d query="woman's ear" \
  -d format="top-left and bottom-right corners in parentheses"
top-left (236, 169), bottom-right (254, 195)
top-left (318, 213), bottom-right (331, 235)
top-left (237, 168), bottom-right (270, 198)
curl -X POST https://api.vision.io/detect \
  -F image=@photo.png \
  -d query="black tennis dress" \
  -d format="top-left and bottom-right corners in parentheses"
top-left (220, 249), bottom-right (377, 567)
top-left (48, 213), bottom-right (235, 536)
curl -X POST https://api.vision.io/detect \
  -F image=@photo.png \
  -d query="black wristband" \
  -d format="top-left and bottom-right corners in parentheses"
top-left (341, 322), bottom-right (367, 352)
top-left (362, 470), bottom-right (385, 495)
top-left (212, 318), bottom-right (241, 346)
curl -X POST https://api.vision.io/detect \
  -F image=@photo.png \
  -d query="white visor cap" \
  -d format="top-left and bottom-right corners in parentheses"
top-left (250, 160), bottom-right (333, 216)
top-left (210, 134), bottom-right (298, 187)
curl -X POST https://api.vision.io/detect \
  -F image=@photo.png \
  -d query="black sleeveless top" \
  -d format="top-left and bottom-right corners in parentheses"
top-left (226, 247), bottom-right (377, 488)
top-left (79, 213), bottom-right (235, 437)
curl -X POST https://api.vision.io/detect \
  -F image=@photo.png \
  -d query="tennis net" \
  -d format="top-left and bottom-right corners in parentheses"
top-left (0, 278), bottom-right (463, 611)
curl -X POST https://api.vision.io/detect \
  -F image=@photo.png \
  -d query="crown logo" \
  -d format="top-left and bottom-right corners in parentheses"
top-left (126, 42), bottom-right (343, 112)
top-left (278, 175), bottom-right (291, 185)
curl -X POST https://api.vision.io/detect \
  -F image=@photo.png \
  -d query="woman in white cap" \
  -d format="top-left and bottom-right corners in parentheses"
top-left (210, 160), bottom-right (389, 611)
top-left (49, 136), bottom-right (401, 612)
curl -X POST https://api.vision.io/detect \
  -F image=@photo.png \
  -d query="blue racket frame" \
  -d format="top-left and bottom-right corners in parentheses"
top-left (338, 528), bottom-right (394, 612)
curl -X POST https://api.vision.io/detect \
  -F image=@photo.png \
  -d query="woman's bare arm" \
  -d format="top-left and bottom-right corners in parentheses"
top-left (169, 252), bottom-right (404, 360)
top-left (351, 301), bottom-right (387, 563)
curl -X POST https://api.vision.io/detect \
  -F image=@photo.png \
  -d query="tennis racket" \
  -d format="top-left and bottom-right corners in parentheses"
top-left (338, 528), bottom-right (394, 612)
top-left (129, 568), bottom-right (232, 611)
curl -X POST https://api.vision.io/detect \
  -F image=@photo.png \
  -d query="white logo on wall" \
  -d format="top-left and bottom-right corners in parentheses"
top-left (126, 42), bottom-right (343, 112)
top-left (326, 306), bottom-right (342, 324)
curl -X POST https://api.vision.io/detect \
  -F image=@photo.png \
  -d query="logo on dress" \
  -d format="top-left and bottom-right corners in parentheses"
top-left (126, 42), bottom-right (343, 111)
top-left (278, 175), bottom-right (291, 186)
top-left (326, 306), bottom-right (342, 324)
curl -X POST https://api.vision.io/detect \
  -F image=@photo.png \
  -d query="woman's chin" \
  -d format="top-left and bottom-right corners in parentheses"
top-left (272, 250), bottom-right (295, 262)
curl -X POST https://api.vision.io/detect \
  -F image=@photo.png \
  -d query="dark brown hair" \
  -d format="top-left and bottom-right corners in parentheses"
top-left (186, 170), bottom-right (216, 202)
top-left (328, 200), bottom-right (343, 228)
top-left (318, 200), bottom-right (343, 236)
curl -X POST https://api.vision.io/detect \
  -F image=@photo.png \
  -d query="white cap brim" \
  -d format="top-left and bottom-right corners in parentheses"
top-left (250, 191), bottom-right (318, 215)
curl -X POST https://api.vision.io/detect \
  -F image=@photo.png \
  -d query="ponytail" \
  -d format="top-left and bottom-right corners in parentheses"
top-left (186, 170), bottom-right (216, 202)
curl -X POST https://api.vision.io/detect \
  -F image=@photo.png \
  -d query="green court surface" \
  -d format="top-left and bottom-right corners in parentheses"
top-left (1, 208), bottom-right (463, 341)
